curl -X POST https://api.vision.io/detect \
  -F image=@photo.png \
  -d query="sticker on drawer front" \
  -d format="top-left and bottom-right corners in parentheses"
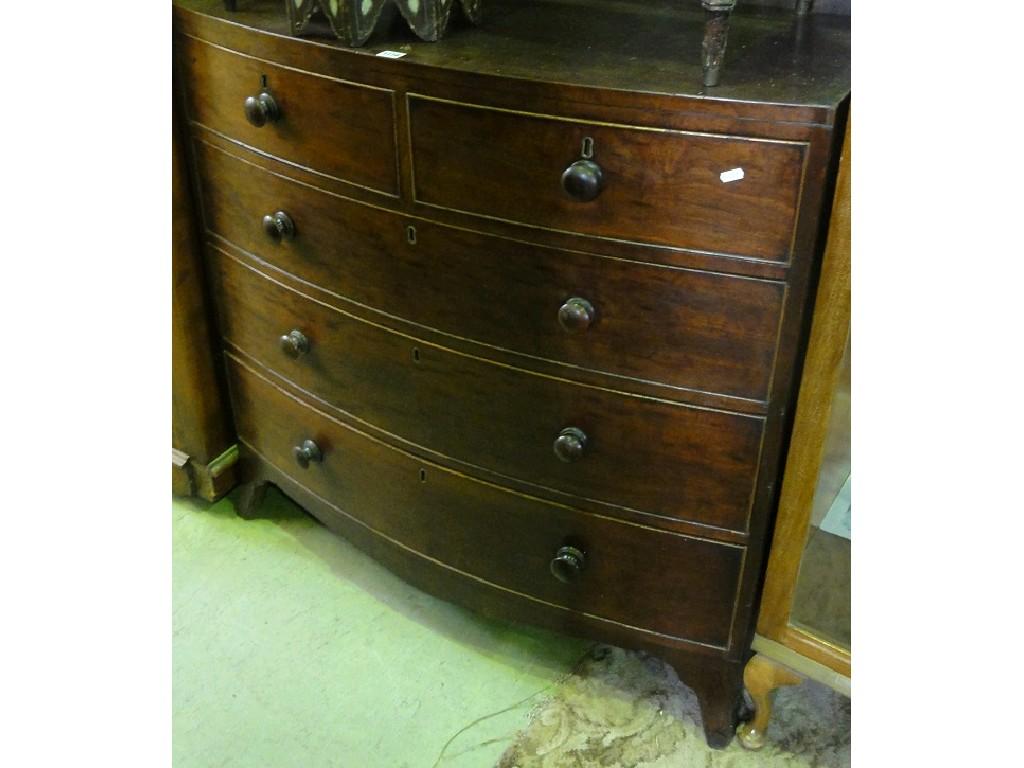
top-left (376, 50), bottom-right (408, 58)
top-left (720, 167), bottom-right (745, 183)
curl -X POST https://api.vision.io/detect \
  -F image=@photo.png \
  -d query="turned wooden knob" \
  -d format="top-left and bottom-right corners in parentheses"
top-left (561, 159), bottom-right (603, 201)
top-left (279, 329), bottom-right (309, 358)
top-left (244, 91), bottom-right (280, 127)
top-left (553, 427), bottom-right (588, 463)
top-left (558, 297), bottom-right (595, 333)
top-left (293, 439), bottom-right (322, 468)
top-left (262, 210), bottom-right (295, 240)
top-left (550, 545), bottom-right (586, 583)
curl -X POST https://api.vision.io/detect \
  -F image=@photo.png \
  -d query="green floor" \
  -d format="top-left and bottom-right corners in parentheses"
top-left (172, 488), bottom-right (590, 768)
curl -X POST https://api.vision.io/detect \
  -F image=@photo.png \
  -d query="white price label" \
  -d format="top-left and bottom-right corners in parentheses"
top-left (720, 167), bottom-right (745, 183)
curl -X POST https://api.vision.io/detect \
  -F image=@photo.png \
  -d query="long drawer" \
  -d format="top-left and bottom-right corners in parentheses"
top-left (210, 250), bottom-right (765, 533)
top-left (226, 353), bottom-right (745, 648)
top-left (195, 141), bottom-right (785, 403)
top-left (408, 95), bottom-right (807, 262)
top-left (177, 35), bottom-right (399, 195)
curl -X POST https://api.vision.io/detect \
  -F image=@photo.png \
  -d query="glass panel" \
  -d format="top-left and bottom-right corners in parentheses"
top-left (790, 333), bottom-right (851, 650)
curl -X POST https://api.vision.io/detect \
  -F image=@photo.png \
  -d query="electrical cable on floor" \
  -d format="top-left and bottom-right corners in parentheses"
top-left (430, 643), bottom-right (600, 767)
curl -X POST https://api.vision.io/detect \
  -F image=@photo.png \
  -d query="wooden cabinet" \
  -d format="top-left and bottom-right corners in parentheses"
top-left (172, 101), bottom-right (238, 500)
top-left (173, 0), bottom-right (849, 748)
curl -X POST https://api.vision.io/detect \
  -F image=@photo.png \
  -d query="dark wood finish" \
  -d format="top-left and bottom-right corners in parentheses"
top-left (226, 355), bottom-right (746, 649)
top-left (234, 480), bottom-right (269, 519)
top-left (172, 92), bottom-right (237, 500)
top-left (408, 95), bottom-right (807, 261)
top-left (174, 0), bottom-right (849, 749)
top-left (175, 0), bottom-right (845, 295)
top-left (178, 0), bottom-right (850, 116)
top-left (176, 32), bottom-right (400, 195)
top-left (193, 140), bottom-right (786, 406)
top-left (672, 650), bottom-right (747, 748)
top-left (208, 249), bottom-right (766, 534)
top-left (239, 438), bottom-right (751, 747)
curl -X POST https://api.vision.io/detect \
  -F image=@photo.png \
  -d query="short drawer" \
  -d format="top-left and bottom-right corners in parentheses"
top-left (195, 141), bottom-right (785, 402)
top-left (177, 35), bottom-right (398, 194)
top-left (226, 354), bottom-right (745, 648)
top-left (210, 251), bottom-right (765, 533)
top-left (408, 96), bottom-right (807, 262)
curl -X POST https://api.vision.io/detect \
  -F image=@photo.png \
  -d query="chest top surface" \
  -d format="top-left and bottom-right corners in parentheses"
top-left (173, 0), bottom-right (850, 119)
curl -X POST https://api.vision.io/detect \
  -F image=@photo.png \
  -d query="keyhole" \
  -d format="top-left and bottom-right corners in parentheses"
top-left (581, 136), bottom-right (595, 159)
top-left (260, 74), bottom-right (268, 89)
top-left (406, 225), bottom-right (417, 245)
top-left (419, 468), bottom-right (427, 483)
top-left (412, 347), bottom-right (421, 363)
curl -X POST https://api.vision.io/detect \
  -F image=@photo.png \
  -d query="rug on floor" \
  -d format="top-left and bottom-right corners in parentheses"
top-left (496, 645), bottom-right (850, 768)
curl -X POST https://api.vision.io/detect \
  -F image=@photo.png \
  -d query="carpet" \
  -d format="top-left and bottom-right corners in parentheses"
top-left (497, 645), bottom-right (850, 768)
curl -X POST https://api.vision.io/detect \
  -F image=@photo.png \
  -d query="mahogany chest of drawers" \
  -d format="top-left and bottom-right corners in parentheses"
top-left (173, 0), bottom-right (850, 749)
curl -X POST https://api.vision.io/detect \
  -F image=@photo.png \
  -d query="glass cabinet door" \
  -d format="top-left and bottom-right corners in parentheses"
top-left (753, 114), bottom-right (849, 683)
top-left (789, 334), bottom-right (850, 651)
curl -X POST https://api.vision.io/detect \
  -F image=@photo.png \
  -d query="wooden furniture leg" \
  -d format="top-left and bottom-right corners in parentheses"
top-left (235, 480), bottom-right (270, 520)
top-left (701, 1), bottom-right (737, 88)
top-left (736, 653), bottom-right (803, 750)
top-left (664, 651), bottom-right (745, 749)
top-left (224, 0), bottom-right (237, 10)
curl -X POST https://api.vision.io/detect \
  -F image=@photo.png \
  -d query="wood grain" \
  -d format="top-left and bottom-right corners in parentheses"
top-left (173, 0), bottom-right (850, 749)
top-left (174, 0), bottom-right (850, 127)
top-left (177, 32), bottom-right (400, 195)
top-left (225, 354), bottom-right (745, 649)
top-left (194, 139), bottom-right (787, 405)
top-left (408, 96), bottom-right (807, 261)
top-left (172, 97), bottom-right (237, 498)
top-left (209, 248), bottom-right (767, 534)
top-left (736, 653), bottom-right (803, 749)
top-left (779, 625), bottom-right (850, 679)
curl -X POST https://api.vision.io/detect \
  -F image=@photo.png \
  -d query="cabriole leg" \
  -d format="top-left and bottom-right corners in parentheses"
top-left (736, 653), bottom-right (803, 750)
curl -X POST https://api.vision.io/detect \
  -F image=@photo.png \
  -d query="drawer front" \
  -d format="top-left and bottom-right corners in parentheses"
top-left (226, 354), bottom-right (745, 648)
top-left (211, 252), bottom-right (765, 533)
top-left (178, 35), bottom-right (398, 194)
top-left (196, 142), bottom-right (785, 402)
top-left (409, 96), bottom-right (806, 262)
